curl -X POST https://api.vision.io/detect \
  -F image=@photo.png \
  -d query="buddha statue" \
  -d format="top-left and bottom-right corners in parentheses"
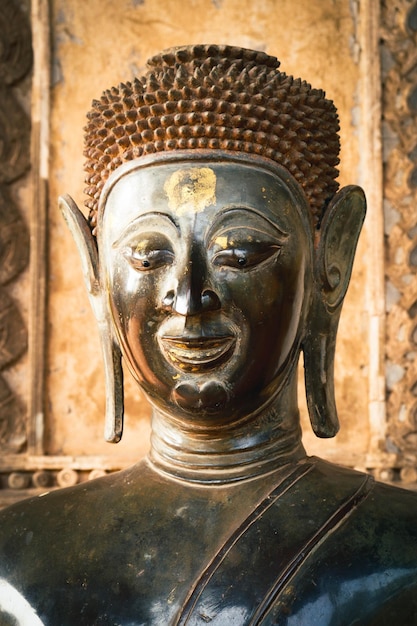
top-left (1, 44), bottom-right (417, 625)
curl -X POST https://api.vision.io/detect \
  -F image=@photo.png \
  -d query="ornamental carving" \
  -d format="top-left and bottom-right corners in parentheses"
top-left (381, 1), bottom-right (417, 466)
top-left (0, 0), bottom-right (32, 453)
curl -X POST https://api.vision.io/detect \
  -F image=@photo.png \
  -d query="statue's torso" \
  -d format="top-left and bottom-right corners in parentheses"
top-left (1, 457), bottom-right (417, 625)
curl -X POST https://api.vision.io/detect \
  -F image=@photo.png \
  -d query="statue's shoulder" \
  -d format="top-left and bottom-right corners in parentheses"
top-left (309, 456), bottom-right (417, 544)
top-left (313, 455), bottom-right (417, 512)
top-left (167, 458), bottom-right (417, 625)
top-left (261, 458), bottom-right (417, 625)
top-left (0, 460), bottom-right (156, 556)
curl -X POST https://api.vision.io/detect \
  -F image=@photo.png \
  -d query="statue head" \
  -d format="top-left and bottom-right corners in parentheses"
top-left (59, 45), bottom-right (365, 449)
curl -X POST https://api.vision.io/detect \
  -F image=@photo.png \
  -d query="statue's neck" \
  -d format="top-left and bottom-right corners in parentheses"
top-left (148, 374), bottom-right (306, 484)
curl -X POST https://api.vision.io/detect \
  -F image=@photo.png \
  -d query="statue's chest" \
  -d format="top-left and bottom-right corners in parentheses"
top-left (3, 462), bottom-right (415, 625)
top-left (6, 498), bottom-right (238, 626)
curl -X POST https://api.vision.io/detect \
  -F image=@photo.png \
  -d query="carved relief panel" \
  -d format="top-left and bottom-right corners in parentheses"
top-left (0, 0), bottom-right (31, 454)
top-left (381, 0), bottom-right (417, 482)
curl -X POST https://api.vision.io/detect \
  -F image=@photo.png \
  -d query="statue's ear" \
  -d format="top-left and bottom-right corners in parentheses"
top-left (58, 194), bottom-right (124, 443)
top-left (303, 185), bottom-right (366, 438)
top-left (317, 185), bottom-right (367, 311)
top-left (58, 194), bottom-right (100, 299)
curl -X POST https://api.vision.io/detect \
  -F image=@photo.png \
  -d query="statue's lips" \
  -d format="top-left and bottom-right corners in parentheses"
top-left (158, 334), bottom-right (236, 371)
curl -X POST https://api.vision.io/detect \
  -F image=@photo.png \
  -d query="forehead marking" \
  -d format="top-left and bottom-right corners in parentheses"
top-left (164, 167), bottom-right (216, 215)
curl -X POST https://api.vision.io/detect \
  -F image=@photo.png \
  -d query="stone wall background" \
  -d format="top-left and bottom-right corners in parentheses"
top-left (0, 0), bottom-right (32, 471)
top-left (381, 0), bottom-right (417, 482)
top-left (4, 0), bottom-right (416, 500)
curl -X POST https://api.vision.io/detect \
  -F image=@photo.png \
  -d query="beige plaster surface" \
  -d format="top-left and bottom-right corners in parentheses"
top-left (47, 0), bottom-right (370, 465)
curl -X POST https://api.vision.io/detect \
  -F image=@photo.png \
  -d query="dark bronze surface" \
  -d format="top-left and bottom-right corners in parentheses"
top-left (1, 458), bottom-right (417, 624)
top-left (1, 45), bottom-right (417, 624)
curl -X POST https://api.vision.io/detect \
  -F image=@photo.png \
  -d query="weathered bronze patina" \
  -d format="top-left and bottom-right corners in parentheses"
top-left (1, 45), bottom-right (417, 625)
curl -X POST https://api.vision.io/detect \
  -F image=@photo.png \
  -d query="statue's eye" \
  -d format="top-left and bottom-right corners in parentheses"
top-left (122, 236), bottom-right (175, 272)
top-left (124, 248), bottom-right (175, 271)
top-left (210, 231), bottom-right (281, 270)
top-left (212, 244), bottom-right (280, 269)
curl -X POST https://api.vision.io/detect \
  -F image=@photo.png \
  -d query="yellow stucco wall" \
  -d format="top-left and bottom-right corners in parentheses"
top-left (47, 0), bottom-right (369, 465)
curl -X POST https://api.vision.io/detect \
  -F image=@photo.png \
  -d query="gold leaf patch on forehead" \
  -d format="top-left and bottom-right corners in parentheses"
top-left (164, 168), bottom-right (216, 214)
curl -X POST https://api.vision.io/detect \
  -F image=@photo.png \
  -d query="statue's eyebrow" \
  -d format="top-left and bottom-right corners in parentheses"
top-left (207, 206), bottom-right (289, 240)
top-left (112, 212), bottom-right (179, 247)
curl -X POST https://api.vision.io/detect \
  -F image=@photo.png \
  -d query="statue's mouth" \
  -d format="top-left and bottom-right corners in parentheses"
top-left (158, 334), bottom-right (236, 372)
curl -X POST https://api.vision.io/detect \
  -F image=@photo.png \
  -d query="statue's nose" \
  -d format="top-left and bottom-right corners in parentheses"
top-left (162, 260), bottom-right (221, 316)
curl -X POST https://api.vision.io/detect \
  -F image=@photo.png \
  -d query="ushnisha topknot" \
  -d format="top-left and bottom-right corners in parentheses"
top-left (84, 44), bottom-right (340, 235)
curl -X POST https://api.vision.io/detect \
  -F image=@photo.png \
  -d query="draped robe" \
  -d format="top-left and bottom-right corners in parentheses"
top-left (1, 457), bottom-right (417, 625)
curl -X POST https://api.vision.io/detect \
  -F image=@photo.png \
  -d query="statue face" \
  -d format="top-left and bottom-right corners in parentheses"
top-left (100, 159), bottom-right (313, 427)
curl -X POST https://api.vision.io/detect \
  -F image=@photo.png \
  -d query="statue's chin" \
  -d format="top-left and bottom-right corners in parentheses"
top-left (172, 379), bottom-right (228, 413)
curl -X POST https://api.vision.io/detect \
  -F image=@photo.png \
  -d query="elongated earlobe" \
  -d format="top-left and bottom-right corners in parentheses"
top-left (303, 185), bottom-right (366, 438)
top-left (59, 194), bottom-right (124, 443)
top-left (100, 326), bottom-right (124, 443)
top-left (303, 302), bottom-right (340, 437)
